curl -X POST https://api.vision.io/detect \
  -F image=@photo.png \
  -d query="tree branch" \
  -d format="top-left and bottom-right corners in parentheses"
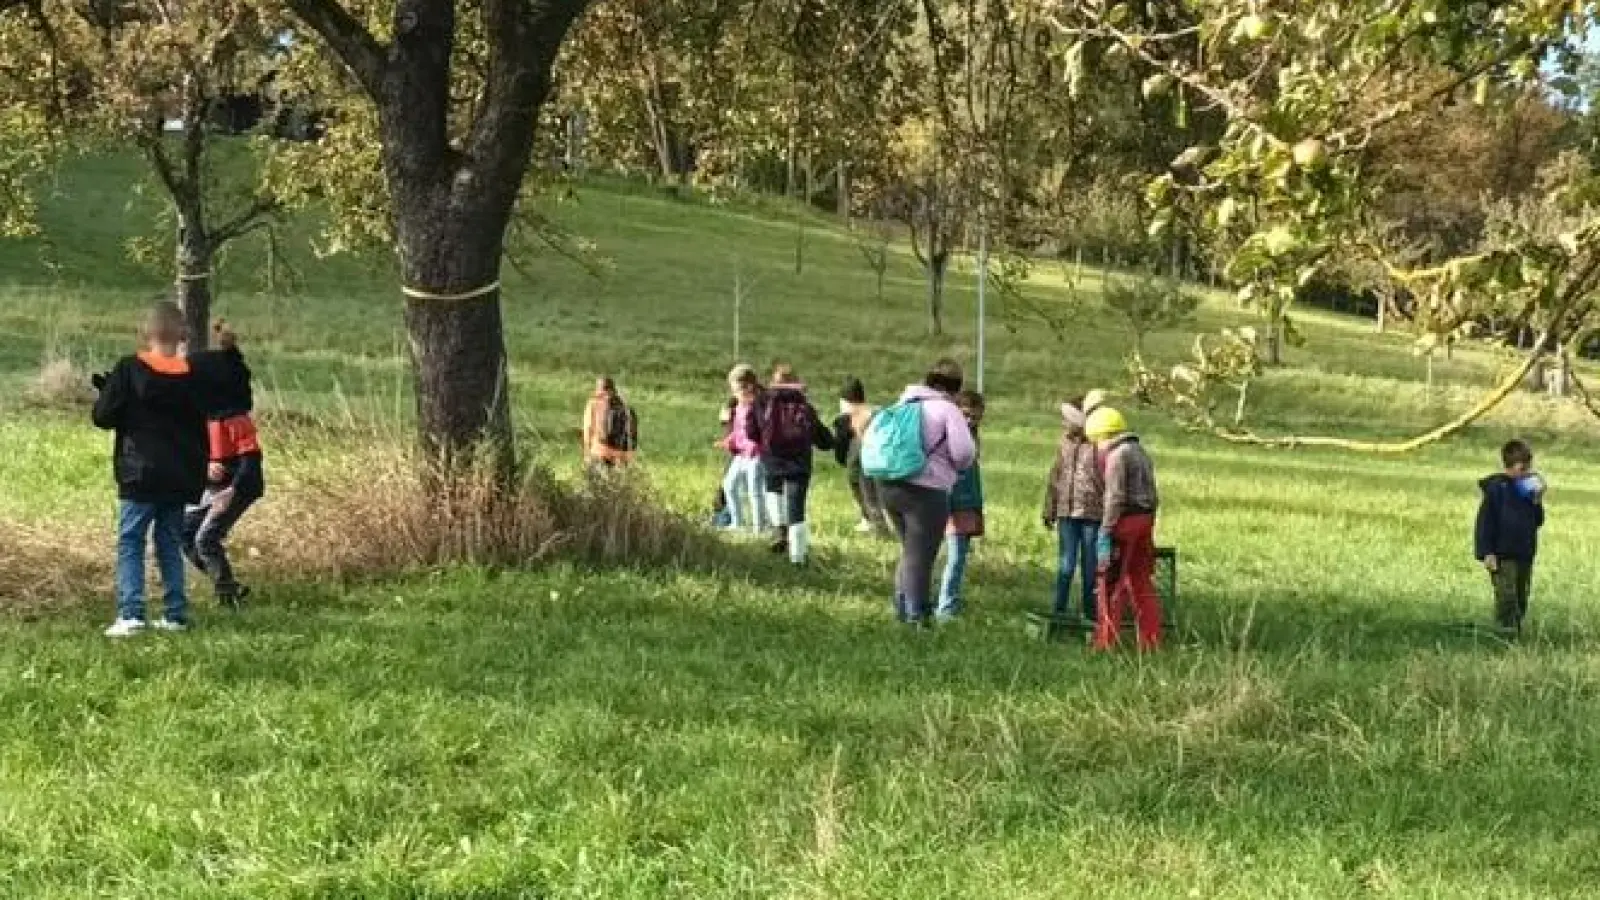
top-left (1210, 253), bottom-right (1599, 453)
top-left (284, 0), bottom-right (389, 98)
top-left (137, 125), bottom-right (186, 207)
top-left (1214, 330), bottom-right (1552, 452)
top-left (179, 68), bottom-right (209, 220)
top-left (210, 197), bottom-right (280, 248)
top-left (466, 0), bottom-right (591, 187)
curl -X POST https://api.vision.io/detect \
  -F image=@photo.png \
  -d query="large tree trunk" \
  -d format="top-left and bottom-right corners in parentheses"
top-left (927, 250), bottom-right (948, 336)
top-left (837, 161), bottom-right (850, 220)
top-left (383, 139), bottom-right (518, 478)
top-left (285, 0), bottom-right (590, 484)
top-left (175, 213), bottom-right (213, 350)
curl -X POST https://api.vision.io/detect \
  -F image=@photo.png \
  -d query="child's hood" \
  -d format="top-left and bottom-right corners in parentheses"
top-left (129, 352), bottom-right (195, 408)
top-left (1480, 473), bottom-right (1514, 495)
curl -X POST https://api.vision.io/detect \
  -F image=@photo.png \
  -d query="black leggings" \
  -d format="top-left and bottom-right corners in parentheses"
top-left (879, 481), bottom-right (950, 622)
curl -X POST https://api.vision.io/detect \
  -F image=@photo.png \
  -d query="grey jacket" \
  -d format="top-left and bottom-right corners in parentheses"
top-left (1101, 435), bottom-right (1159, 529)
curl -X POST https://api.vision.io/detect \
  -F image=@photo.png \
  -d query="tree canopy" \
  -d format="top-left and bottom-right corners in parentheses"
top-left (1, 0), bottom-right (1598, 463)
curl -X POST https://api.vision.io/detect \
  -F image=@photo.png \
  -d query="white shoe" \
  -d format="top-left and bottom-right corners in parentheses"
top-left (153, 619), bottom-right (188, 633)
top-left (105, 618), bottom-right (146, 638)
top-left (854, 519), bottom-right (874, 534)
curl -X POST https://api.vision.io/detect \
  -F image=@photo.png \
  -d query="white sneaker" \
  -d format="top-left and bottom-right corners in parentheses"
top-left (104, 618), bottom-right (147, 638)
top-left (153, 619), bottom-right (188, 633)
top-left (854, 519), bottom-right (875, 534)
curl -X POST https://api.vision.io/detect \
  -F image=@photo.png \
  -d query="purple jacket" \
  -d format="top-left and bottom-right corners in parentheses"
top-left (897, 385), bottom-right (976, 491)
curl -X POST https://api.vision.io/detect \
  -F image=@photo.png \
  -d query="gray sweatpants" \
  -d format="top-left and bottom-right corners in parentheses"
top-left (880, 481), bottom-right (951, 623)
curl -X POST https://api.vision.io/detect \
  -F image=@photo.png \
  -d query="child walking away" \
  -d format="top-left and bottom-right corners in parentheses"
top-left (91, 302), bottom-right (208, 637)
top-left (184, 321), bottom-right (265, 609)
top-left (1475, 439), bottom-right (1546, 637)
top-left (750, 364), bottom-right (834, 564)
top-left (719, 365), bottom-right (768, 533)
top-left (833, 377), bottom-right (888, 535)
top-left (1043, 400), bottom-right (1104, 624)
top-left (1086, 407), bottom-right (1162, 651)
top-left (864, 359), bottom-right (976, 626)
top-left (937, 391), bottom-right (985, 622)
top-left (582, 376), bottom-right (637, 470)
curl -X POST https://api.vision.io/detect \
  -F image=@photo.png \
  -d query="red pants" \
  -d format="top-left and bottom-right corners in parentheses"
top-left (1093, 514), bottom-right (1162, 651)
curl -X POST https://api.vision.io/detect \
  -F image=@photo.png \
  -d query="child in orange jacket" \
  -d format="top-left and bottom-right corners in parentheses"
top-left (183, 321), bottom-right (264, 608)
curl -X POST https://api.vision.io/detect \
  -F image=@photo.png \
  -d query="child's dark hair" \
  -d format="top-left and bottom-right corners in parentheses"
top-left (955, 389), bottom-right (985, 415)
top-left (1502, 439), bottom-right (1533, 469)
top-left (925, 358), bottom-right (964, 395)
top-left (840, 377), bottom-right (865, 403)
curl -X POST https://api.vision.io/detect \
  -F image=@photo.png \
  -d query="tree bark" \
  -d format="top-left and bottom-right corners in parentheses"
top-left (175, 214), bottom-right (214, 350)
top-left (927, 250), bottom-right (948, 336)
top-left (1264, 316), bottom-right (1284, 366)
top-left (286, 0), bottom-right (590, 481)
top-left (837, 160), bottom-right (850, 220)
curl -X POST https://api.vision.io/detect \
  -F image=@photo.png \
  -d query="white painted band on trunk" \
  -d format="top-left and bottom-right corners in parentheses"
top-left (176, 272), bottom-right (213, 282)
top-left (401, 281), bottom-right (502, 302)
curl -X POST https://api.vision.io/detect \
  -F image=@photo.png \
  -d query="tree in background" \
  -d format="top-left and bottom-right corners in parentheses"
top-left (1070, 0), bottom-right (1595, 449)
top-left (276, 0), bottom-right (591, 478)
top-left (0, 0), bottom-right (285, 346)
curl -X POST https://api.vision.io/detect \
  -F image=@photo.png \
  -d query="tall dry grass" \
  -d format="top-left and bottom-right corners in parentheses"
top-left (0, 521), bottom-right (107, 614)
top-left (252, 443), bottom-right (729, 584)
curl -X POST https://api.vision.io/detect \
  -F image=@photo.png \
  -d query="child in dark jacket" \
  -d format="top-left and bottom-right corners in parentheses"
top-left (749, 364), bottom-right (834, 564)
top-left (184, 321), bottom-right (265, 608)
top-left (92, 302), bottom-right (209, 637)
top-left (936, 391), bottom-right (985, 621)
top-left (1475, 439), bottom-right (1546, 636)
top-left (832, 377), bottom-right (888, 535)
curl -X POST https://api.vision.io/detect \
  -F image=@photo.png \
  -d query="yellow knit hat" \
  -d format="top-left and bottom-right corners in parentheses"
top-left (1085, 407), bottom-right (1128, 442)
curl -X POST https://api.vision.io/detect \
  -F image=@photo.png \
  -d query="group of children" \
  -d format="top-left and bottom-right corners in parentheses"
top-left (695, 359), bottom-right (1166, 649)
top-left (92, 302), bottom-right (1540, 645)
top-left (91, 302), bottom-right (264, 637)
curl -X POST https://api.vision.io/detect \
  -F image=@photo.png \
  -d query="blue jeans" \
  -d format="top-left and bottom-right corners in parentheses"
top-left (117, 501), bottom-right (189, 624)
top-left (722, 456), bottom-right (768, 531)
top-left (1054, 518), bottom-right (1100, 620)
top-left (937, 534), bottom-right (973, 619)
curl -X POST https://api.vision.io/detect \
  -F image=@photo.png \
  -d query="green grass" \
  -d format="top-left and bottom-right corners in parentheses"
top-left (3, 150), bottom-right (1600, 897)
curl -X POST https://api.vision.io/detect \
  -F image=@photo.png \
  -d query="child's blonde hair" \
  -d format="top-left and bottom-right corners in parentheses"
top-left (212, 318), bottom-right (238, 350)
top-left (727, 363), bottom-right (757, 393)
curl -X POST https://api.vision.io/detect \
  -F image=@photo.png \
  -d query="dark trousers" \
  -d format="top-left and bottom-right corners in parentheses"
top-left (879, 481), bottom-right (951, 623)
top-left (182, 481), bottom-right (261, 600)
top-left (1491, 559), bottom-right (1533, 631)
top-left (766, 473), bottom-right (811, 526)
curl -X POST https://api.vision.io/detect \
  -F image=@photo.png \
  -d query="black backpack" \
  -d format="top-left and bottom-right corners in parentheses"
top-left (601, 398), bottom-right (636, 451)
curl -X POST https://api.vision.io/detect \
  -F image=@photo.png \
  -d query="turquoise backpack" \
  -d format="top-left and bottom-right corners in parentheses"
top-left (861, 400), bottom-right (929, 481)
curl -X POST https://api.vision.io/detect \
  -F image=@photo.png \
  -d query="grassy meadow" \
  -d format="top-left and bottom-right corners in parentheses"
top-left (2, 153), bottom-right (1600, 897)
